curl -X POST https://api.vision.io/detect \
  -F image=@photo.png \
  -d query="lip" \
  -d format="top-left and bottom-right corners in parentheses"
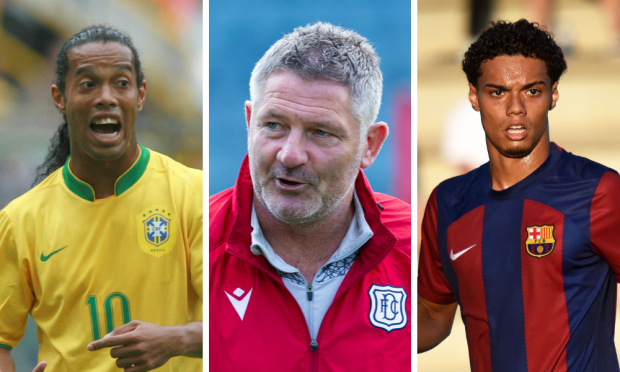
top-left (275, 178), bottom-right (309, 192)
top-left (504, 122), bottom-right (528, 141)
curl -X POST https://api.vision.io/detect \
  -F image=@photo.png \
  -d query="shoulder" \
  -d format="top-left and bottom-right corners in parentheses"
top-left (146, 149), bottom-right (202, 189)
top-left (556, 149), bottom-right (617, 182)
top-left (372, 192), bottom-right (411, 257)
top-left (209, 187), bottom-right (234, 208)
top-left (434, 163), bottom-right (486, 210)
top-left (373, 192), bottom-right (410, 223)
top-left (2, 168), bottom-right (65, 219)
top-left (209, 187), bottom-right (235, 251)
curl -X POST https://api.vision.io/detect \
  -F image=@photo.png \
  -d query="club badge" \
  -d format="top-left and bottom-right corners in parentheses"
top-left (136, 206), bottom-right (178, 257)
top-left (368, 284), bottom-right (408, 333)
top-left (525, 224), bottom-right (555, 258)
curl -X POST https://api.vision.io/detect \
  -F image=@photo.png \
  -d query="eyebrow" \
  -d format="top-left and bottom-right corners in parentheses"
top-left (485, 81), bottom-right (546, 91)
top-left (75, 64), bottom-right (133, 77)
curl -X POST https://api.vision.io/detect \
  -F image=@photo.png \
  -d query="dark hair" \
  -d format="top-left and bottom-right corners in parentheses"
top-left (462, 19), bottom-right (567, 87)
top-left (32, 25), bottom-right (145, 186)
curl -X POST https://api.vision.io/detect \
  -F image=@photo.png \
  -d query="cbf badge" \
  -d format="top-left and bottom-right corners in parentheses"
top-left (368, 284), bottom-right (408, 332)
top-left (525, 225), bottom-right (555, 258)
top-left (136, 206), bottom-right (178, 257)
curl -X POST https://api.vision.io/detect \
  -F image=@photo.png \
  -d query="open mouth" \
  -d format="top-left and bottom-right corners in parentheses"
top-left (90, 117), bottom-right (121, 138)
top-left (279, 178), bottom-right (302, 186)
top-left (507, 125), bottom-right (525, 134)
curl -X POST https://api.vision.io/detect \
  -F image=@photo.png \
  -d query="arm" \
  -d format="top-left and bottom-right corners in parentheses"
top-left (417, 189), bottom-right (459, 353)
top-left (417, 294), bottom-right (457, 353)
top-left (0, 349), bottom-right (47, 372)
top-left (0, 348), bottom-right (15, 372)
top-left (87, 320), bottom-right (202, 372)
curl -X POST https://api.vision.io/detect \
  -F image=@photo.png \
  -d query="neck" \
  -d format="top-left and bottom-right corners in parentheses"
top-left (69, 144), bottom-right (140, 199)
top-left (254, 190), bottom-right (356, 283)
top-left (488, 135), bottom-right (550, 191)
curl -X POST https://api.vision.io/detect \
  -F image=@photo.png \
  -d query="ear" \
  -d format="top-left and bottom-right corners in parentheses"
top-left (360, 122), bottom-right (389, 169)
top-left (245, 101), bottom-right (253, 130)
top-left (51, 85), bottom-right (66, 114)
top-left (468, 83), bottom-right (480, 112)
top-left (549, 81), bottom-right (559, 110)
top-left (137, 80), bottom-right (147, 111)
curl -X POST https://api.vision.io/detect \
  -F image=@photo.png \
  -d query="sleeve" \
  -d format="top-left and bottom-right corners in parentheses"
top-left (0, 210), bottom-right (33, 349)
top-left (590, 171), bottom-right (620, 281)
top-left (417, 188), bottom-right (456, 304)
top-left (186, 176), bottom-right (203, 306)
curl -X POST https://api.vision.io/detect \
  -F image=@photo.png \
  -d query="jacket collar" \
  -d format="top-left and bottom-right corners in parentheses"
top-left (225, 155), bottom-right (397, 284)
top-left (62, 143), bottom-right (150, 202)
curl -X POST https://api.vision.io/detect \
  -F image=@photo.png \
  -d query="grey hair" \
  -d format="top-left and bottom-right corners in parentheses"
top-left (249, 22), bottom-right (383, 136)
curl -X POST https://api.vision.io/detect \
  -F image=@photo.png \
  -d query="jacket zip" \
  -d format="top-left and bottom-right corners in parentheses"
top-left (307, 282), bottom-right (319, 371)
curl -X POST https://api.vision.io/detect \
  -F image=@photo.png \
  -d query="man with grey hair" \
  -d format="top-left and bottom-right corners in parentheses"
top-left (209, 22), bottom-right (411, 371)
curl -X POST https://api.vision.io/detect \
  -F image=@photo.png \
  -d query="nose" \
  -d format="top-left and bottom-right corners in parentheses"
top-left (276, 130), bottom-right (308, 169)
top-left (506, 92), bottom-right (526, 117)
top-left (94, 84), bottom-right (117, 108)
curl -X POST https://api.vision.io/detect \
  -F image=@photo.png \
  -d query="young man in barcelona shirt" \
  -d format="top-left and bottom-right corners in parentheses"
top-left (419, 19), bottom-right (620, 371)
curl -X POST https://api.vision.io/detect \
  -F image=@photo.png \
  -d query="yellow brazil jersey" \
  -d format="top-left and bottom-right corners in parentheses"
top-left (0, 145), bottom-right (202, 372)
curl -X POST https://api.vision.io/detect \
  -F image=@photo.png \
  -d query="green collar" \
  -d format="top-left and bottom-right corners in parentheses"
top-left (62, 144), bottom-right (150, 202)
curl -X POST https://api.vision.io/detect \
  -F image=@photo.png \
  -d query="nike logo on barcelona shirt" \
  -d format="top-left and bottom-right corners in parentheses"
top-left (450, 244), bottom-right (476, 261)
top-left (40, 246), bottom-right (67, 262)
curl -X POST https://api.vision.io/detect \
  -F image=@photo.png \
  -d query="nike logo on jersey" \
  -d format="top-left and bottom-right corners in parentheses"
top-left (225, 288), bottom-right (253, 320)
top-left (450, 244), bottom-right (476, 261)
top-left (40, 246), bottom-right (67, 262)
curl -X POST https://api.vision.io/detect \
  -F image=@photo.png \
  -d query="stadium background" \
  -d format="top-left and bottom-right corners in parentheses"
top-left (0, 0), bottom-right (202, 370)
top-left (419, 0), bottom-right (620, 370)
top-left (209, 0), bottom-right (412, 203)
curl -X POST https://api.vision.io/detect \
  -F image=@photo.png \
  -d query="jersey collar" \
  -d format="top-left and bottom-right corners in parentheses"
top-left (62, 143), bottom-right (150, 202)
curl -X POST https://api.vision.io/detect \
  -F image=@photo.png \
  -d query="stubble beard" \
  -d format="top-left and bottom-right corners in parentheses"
top-left (249, 144), bottom-right (364, 226)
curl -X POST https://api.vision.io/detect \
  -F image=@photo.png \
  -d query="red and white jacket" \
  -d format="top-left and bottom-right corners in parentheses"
top-left (209, 156), bottom-right (411, 372)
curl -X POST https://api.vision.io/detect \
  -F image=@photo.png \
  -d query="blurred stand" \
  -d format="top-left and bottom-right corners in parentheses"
top-left (419, 0), bottom-right (620, 370)
top-left (528, 0), bottom-right (620, 55)
top-left (0, 1), bottom-right (201, 371)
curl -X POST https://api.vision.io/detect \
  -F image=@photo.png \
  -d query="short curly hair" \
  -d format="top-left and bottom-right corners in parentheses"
top-left (462, 19), bottom-right (567, 86)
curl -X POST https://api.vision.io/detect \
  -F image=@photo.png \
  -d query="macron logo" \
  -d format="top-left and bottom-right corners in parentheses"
top-left (450, 244), bottom-right (476, 261)
top-left (225, 288), bottom-right (253, 320)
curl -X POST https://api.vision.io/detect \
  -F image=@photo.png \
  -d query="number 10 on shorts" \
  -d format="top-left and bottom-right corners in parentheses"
top-left (85, 292), bottom-right (132, 341)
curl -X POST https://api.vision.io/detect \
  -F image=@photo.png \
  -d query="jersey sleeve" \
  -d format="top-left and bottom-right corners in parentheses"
top-left (418, 188), bottom-right (456, 304)
top-left (187, 176), bottom-right (203, 304)
top-left (590, 171), bottom-right (620, 281)
top-left (0, 210), bottom-right (33, 349)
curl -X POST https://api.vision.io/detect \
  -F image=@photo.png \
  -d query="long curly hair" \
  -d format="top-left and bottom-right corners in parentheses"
top-left (462, 19), bottom-right (567, 87)
top-left (32, 25), bottom-right (145, 186)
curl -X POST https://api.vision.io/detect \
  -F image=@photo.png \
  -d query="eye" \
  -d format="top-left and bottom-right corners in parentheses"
top-left (81, 81), bottom-right (95, 88)
top-left (266, 122), bottom-right (280, 130)
top-left (527, 88), bottom-right (541, 96)
top-left (117, 80), bottom-right (130, 87)
top-left (315, 129), bottom-right (329, 137)
top-left (490, 90), bottom-right (503, 97)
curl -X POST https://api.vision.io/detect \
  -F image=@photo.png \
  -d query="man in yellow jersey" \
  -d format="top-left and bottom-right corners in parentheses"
top-left (0, 26), bottom-right (202, 372)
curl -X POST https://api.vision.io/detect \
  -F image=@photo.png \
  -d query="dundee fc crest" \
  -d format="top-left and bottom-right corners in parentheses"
top-left (368, 284), bottom-right (408, 332)
top-left (525, 225), bottom-right (555, 258)
top-left (136, 206), bottom-right (178, 257)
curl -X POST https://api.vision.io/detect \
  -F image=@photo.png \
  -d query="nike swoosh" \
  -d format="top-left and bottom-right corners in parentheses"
top-left (225, 288), bottom-right (253, 320)
top-left (450, 244), bottom-right (476, 261)
top-left (40, 246), bottom-right (67, 262)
